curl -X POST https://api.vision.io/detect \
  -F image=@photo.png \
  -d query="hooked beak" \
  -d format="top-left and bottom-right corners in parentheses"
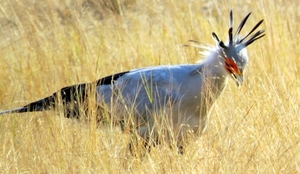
top-left (231, 73), bottom-right (244, 87)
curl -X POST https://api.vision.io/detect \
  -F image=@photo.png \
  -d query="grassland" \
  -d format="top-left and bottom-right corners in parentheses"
top-left (0, 0), bottom-right (299, 173)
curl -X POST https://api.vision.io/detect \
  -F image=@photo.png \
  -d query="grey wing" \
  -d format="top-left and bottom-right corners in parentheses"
top-left (97, 69), bottom-right (181, 114)
top-left (121, 71), bottom-right (181, 117)
top-left (133, 85), bottom-right (180, 115)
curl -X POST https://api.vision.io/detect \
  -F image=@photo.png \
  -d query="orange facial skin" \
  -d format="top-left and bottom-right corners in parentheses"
top-left (224, 57), bottom-right (241, 75)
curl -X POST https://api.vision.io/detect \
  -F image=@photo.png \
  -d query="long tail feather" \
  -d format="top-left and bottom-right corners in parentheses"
top-left (0, 107), bottom-right (29, 115)
top-left (0, 71), bottom-right (129, 117)
top-left (0, 83), bottom-right (88, 117)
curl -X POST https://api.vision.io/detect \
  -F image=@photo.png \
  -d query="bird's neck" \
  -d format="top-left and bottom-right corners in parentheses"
top-left (201, 51), bottom-right (230, 101)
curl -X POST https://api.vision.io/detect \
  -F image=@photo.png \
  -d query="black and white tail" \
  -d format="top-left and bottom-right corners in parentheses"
top-left (0, 71), bottom-right (129, 117)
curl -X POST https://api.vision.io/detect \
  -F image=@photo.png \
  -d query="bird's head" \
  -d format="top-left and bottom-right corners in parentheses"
top-left (213, 10), bottom-right (265, 87)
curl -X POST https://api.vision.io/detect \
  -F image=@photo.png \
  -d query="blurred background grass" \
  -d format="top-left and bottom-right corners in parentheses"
top-left (0, 0), bottom-right (299, 173)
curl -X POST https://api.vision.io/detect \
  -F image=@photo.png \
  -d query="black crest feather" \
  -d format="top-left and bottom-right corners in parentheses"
top-left (212, 10), bottom-right (265, 49)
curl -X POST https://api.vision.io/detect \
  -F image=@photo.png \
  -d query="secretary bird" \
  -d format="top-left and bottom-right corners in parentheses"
top-left (0, 10), bottom-right (264, 143)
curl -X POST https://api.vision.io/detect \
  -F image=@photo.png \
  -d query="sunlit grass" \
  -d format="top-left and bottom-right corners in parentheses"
top-left (0, 0), bottom-right (299, 173)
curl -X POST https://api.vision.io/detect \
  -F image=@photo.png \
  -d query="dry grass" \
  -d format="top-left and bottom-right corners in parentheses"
top-left (0, 0), bottom-right (299, 173)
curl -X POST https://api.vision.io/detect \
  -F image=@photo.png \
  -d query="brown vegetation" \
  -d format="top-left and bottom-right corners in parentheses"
top-left (0, 0), bottom-right (299, 173)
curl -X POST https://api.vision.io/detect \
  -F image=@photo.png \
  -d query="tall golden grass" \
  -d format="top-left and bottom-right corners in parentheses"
top-left (0, 0), bottom-right (299, 173)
